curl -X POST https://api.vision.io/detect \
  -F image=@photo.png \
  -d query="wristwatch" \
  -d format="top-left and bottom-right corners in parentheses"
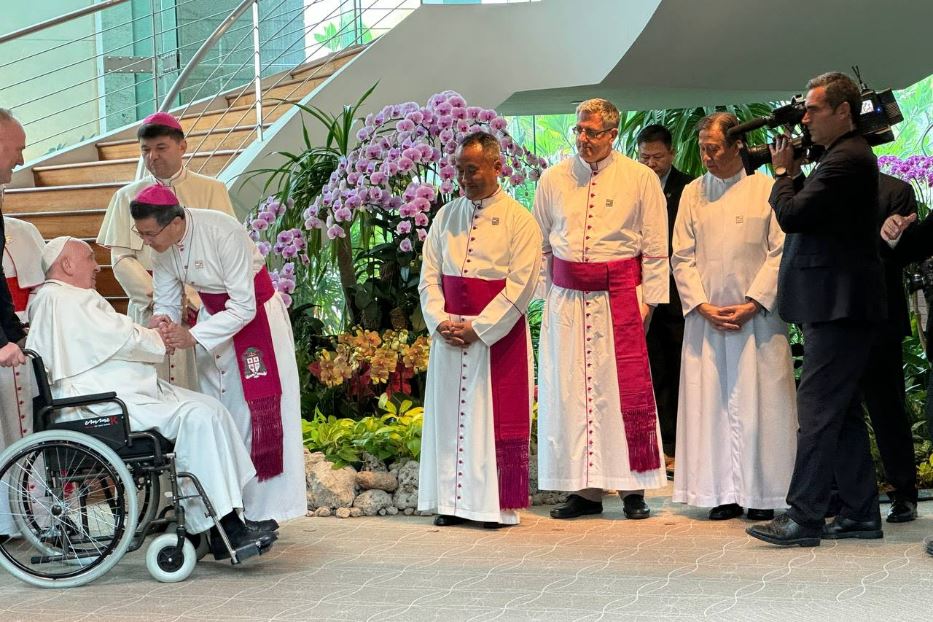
top-left (773, 166), bottom-right (789, 178)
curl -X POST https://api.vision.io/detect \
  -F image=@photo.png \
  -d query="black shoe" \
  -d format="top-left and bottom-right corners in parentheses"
top-left (886, 500), bottom-right (918, 523)
top-left (433, 514), bottom-right (465, 527)
top-left (822, 516), bottom-right (883, 540)
top-left (926, 538), bottom-right (933, 557)
top-left (483, 522), bottom-right (508, 529)
top-left (746, 513), bottom-right (821, 547)
top-left (709, 504), bottom-right (743, 521)
top-left (210, 526), bottom-right (277, 561)
top-left (746, 509), bottom-right (775, 521)
top-left (246, 518), bottom-right (280, 532)
top-left (622, 494), bottom-right (650, 520)
top-left (550, 494), bottom-right (603, 519)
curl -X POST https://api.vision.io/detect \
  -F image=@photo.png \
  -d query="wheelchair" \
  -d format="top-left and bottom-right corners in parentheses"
top-left (0, 350), bottom-right (269, 588)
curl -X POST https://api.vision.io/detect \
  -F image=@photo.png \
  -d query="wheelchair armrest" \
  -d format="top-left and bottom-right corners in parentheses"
top-left (51, 392), bottom-right (118, 408)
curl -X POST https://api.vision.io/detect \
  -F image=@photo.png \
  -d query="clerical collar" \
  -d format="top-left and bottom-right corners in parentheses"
top-left (157, 166), bottom-right (187, 186)
top-left (577, 152), bottom-right (613, 173)
top-left (469, 186), bottom-right (501, 210)
top-left (175, 208), bottom-right (193, 251)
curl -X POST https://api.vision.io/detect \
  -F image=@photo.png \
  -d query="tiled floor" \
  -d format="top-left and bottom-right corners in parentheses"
top-left (2, 486), bottom-right (933, 621)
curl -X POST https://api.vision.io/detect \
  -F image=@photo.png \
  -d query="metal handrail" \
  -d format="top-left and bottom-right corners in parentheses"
top-left (0, 0), bottom-right (130, 45)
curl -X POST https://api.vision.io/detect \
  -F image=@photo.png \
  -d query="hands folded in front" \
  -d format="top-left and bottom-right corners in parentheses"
top-left (436, 320), bottom-right (480, 347)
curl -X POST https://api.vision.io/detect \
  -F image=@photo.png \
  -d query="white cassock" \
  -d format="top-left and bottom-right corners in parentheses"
top-left (0, 217), bottom-right (44, 535)
top-left (150, 209), bottom-right (306, 523)
top-left (671, 171), bottom-right (797, 509)
top-left (417, 191), bottom-right (542, 524)
top-left (97, 168), bottom-right (235, 389)
top-left (534, 152), bottom-right (669, 492)
top-left (26, 280), bottom-right (256, 534)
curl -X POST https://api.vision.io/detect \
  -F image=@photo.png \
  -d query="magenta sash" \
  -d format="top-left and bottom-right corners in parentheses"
top-left (551, 256), bottom-right (660, 472)
top-left (442, 274), bottom-right (530, 510)
top-left (199, 267), bottom-right (283, 481)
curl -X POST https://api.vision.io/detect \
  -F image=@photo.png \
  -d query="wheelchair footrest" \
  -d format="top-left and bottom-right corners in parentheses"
top-left (228, 534), bottom-right (277, 565)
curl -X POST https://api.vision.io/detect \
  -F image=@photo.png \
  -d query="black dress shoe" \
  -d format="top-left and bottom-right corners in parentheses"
top-left (622, 494), bottom-right (650, 520)
top-left (550, 494), bottom-right (603, 519)
top-left (746, 513), bottom-right (821, 547)
top-left (709, 504), bottom-right (743, 520)
top-left (886, 500), bottom-right (918, 523)
top-left (246, 518), bottom-right (279, 532)
top-left (746, 509), bottom-right (774, 521)
top-left (822, 516), bottom-right (883, 540)
top-left (483, 522), bottom-right (508, 529)
top-left (433, 514), bottom-right (466, 527)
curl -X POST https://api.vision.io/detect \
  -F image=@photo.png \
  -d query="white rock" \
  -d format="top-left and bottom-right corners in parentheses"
top-left (386, 506), bottom-right (399, 515)
top-left (314, 507), bottom-right (332, 517)
top-left (335, 507), bottom-right (352, 519)
top-left (306, 457), bottom-right (358, 510)
top-left (353, 489), bottom-right (393, 516)
top-left (403, 507), bottom-right (414, 516)
top-left (392, 460), bottom-right (419, 510)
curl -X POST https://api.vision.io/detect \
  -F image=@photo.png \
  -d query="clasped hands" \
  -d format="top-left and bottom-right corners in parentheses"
top-left (696, 300), bottom-right (760, 331)
top-left (148, 314), bottom-right (197, 353)
top-left (436, 320), bottom-right (479, 348)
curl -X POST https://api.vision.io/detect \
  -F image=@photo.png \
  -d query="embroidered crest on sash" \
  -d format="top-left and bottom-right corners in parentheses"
top-left (243, 346), bottom-right (268, 379)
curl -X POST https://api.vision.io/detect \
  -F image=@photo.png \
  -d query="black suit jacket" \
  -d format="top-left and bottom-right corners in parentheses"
top-left (0, 204), bottom-right (27, 348)
top-left (657, 166), bottom-right (694, 319)
top-left (876, 173), bottom-right (916, 336)
top-left (770, 132), bottom-right (886, 324)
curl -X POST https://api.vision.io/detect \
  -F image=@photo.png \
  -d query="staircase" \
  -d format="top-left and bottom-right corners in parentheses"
top-left (2, 47), bottom-right (361, 313)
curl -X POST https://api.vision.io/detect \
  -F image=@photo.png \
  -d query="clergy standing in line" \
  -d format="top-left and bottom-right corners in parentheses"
top-left (671, 113), bottom-right (797, 521)
top-left (97, 112), bottom-right (235, 389)
top-left (0, 216), bottom-right (44, 537)
top-left (535, 98), bottom-right (669, 520)
top-left (129, 185), bottom-right (306, 525)
top-left (418, 132), bottom-right (542, 528)
top-left (25, 237), bottom-right (277, 554)
top-left (0, 108), bottom-right (29, 370)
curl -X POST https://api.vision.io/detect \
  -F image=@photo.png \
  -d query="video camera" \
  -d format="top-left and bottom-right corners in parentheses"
top-left (727, 70), bottom-right (904, 175)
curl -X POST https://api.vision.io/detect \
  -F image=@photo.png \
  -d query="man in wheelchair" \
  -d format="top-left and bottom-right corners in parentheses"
top-left (25, 237), bottom-right (280, 562)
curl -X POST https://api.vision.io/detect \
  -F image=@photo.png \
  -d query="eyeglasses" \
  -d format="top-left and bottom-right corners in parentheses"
top-left (571, 125), bottom-right (615, 139)
top-left (131, 222), bottom-right (170, 240)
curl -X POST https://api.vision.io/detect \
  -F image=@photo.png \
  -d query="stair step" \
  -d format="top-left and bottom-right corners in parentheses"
top-left (18, 209), bottom-right (107, 238)
top-left (32, 151), bottom-right (240, 187)
top-left (180, 102), bottom-right (295, 133)
top-left (97, 126), bottom-right (266, 160)
top-left (225, 73), bottom-right (331, 108)
top-left (289, 46), bottom-right (360, 81)
top-left (1, 184), bottom-right (121, 214)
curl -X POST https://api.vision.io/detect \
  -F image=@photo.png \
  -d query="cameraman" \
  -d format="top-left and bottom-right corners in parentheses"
top-left (748, 72), bottom-right (886, 546)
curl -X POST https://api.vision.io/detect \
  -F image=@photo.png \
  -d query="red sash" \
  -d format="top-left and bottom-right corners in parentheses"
top-left (199, 267), bottom-right (283, 481)
top-left (442, 274), bottom-right (530, 510)
top-left (6, 277), bottom-right (29, 313)
top-left (551, 256), bottom-right (660, 472)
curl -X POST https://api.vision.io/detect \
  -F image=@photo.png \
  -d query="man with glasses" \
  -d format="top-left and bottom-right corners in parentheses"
top-left (97, 112), bottom-right (235, 389)
top-left (637, 125), bottom-right (695, 468)
top-left (129, 184), bottom-right (306, 529)
top-left (535, 98), bottom-right (669, 520)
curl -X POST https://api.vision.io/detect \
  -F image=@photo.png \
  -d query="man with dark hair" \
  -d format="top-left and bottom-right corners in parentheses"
top-left (0, 109), bottom-right (28, 369)
top-left (97, 112), bottom-right (235, 388)
top-left (418, 132), bottom-right (541, 528)
top-left (130, 184), bottom-right (306, 528)
top-left (748, 71), bottom-right (887, 546)
top-left (637, 124), bottom-right (694, 463)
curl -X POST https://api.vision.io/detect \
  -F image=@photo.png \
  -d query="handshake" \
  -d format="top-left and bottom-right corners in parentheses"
top-left (147, 315), bottom-right (196, 354)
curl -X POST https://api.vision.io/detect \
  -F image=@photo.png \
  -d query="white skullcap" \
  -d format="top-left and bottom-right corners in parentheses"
top-left (41, 236), bottom-right (75, 274)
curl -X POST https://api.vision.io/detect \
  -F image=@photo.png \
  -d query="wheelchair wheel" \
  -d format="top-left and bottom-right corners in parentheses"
top-left (145, 533), bottom-right (196, 583)
top-left (0, 431), bottom-right (138, 588)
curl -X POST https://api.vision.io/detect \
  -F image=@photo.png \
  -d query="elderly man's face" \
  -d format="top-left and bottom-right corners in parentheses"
top-left (574, 112), bottom-right (617, 164)
top-left (65, 241), bottom-right (101, 290)
top-left (698, 126), bottom-right (742, 179)
top-left (0, 119), bottom-right (26, 185)
top-left (456, 143), bottom-right (501, 201)
top-left (140, 135), bottom-right (187, 180)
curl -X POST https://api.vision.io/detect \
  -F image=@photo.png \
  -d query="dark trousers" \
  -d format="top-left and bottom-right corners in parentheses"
top-left (862, 327), bottom-right (918, 503)
top-left (646, 303), bottom-right (684, 456)
top-left (786, 319), bottom-right (881, 528)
